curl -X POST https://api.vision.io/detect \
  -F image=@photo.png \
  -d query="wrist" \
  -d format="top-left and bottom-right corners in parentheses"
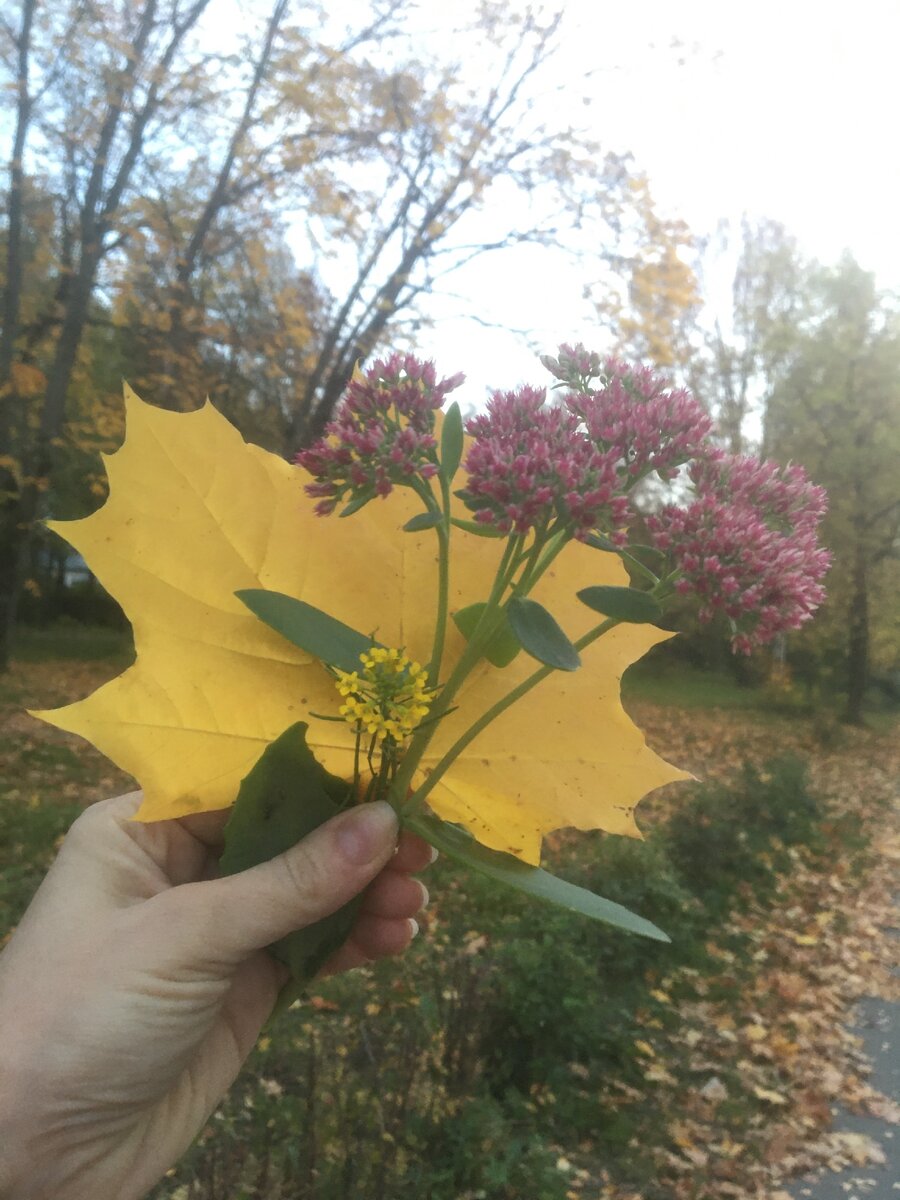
top-left (0, 1050), bottom-right (145, 1200)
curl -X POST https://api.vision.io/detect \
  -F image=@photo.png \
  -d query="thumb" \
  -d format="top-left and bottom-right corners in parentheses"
top-left (171, 801), bottom-right (399, 965)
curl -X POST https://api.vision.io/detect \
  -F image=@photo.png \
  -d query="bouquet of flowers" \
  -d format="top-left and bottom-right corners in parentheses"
top-left (34, 345), bottom-right (829, 996)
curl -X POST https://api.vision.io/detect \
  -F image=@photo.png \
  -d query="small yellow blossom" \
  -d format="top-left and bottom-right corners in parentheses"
top-left (334, 648), bottom-right (434, 742)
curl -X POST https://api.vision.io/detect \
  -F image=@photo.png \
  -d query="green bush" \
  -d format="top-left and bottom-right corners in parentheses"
top-left (153, 998), bottom-right (568, 1200)
top-left (400, 1095), bottom-right (568, 1199)
top-left (665, 755), bottom-right (824, 908)
top-left (466, 834), bottom-right (696, 1097)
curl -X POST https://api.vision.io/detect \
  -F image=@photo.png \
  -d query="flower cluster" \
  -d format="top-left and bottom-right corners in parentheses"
top-left (462, 386), bottom-right (630, 540)
top-left (297, 355), bottom-right (465, 514)
top-left (335, 647), bottom-right (434, 741)
top-left (566, 358), bottom-right (713, 482)
top-left (540, 342), bottom-right (606, 391)
top-left (461, 354), bottom-right (710, 541)
top-left (298, 340), bottom-right (830, 658)
top-left (648, 452), bottom-right (830, 652)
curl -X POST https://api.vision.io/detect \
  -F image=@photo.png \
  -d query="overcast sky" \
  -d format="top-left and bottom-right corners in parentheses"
top-left (395, 0), bottom-right (900, 402)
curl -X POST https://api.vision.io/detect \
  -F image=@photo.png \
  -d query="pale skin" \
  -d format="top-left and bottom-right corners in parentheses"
top-left (0, 792), bottom-right (431, 1200)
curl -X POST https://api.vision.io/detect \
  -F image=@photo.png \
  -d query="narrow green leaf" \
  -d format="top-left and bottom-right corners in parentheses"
top-left (440, 401), bottom-right (464, 482)
top-left (452, 601), bottom-right (521, 667)
top-left (405, 813), bottom-right (670, 942)
top-left (625, 542), bottom-right (667, 561)
top-left (237, 589), bottom-right (376, 672)
top-left (220, 723), bottom-right (359, 996)
top-left (584, 532), bottom-right (620, 552)
top-left (339, 493), bottom-right (373, 517)
top-left (403, 510), bottom-right (443, 532)
top-left (507, 597), bottom-right (580, 671)
top-left (449, 516), bottom-right (506, 538)
top-left (577, 585), bottom-right (663, 624)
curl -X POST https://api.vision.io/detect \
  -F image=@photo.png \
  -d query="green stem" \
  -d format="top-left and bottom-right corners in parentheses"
top-left (649, 567), bottom-right (682, 605)
top-left (386, 534), bottom-right (522, 808)
top-left (513, 526), bottom-right (568, 597)
top-left (401, 616), bottom-right (619, 817)
top-left (427, 473), bottom-right (452, 688)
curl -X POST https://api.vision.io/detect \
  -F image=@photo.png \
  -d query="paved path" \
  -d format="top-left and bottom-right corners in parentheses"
top-left (789, 903), bottom-right (899, 1200)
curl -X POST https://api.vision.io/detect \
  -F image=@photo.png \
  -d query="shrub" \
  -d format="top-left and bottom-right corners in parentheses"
top-left (665, 755), bottom-right (824, 908)
top-left (463, 834), bottom-right (696, 1097)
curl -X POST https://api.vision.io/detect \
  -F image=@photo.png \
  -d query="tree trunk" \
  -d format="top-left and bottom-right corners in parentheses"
top-left (0, 259), bottom-right (96, 670)
top-left (0, 0), bottom-right (38, 670)
top-left (843, 544), bottom-right (869, 725)
top-left (0, 0), bottom-right (211, 670)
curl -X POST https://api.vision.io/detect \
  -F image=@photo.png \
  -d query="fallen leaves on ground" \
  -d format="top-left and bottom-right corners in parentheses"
top-left (566, 704), bottom-right (900, 1199)
top-left (0, 659), bottom-right (134, 806)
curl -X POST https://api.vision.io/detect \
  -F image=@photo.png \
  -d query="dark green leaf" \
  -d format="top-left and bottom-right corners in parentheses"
top-left (452, 601), bottom-right (521, 667)
top-left (236, 589), bottom-right (377, 672)
top-left (219, 723), bottom-right (359, 998)
top-left (577, 585), bottom-right (663, 624)
top-left (507, 597), bottom-right (580, 671)
top-left (405, 813), bottom-right (669, 941)
top-left (450, 516), bottom-right (506, 538)
top-left (453, 488), bottom-right (480, 515)
top-left (403, 510), bottom-right (443, 532)
top-left (625, 542), bottom-right (667, 561)
top-left (440, 401), bottom-right (464, 482)
top-left (584, 532), bottom-right (619, 552)
top-left (339, 493), bottom-right (373, 517)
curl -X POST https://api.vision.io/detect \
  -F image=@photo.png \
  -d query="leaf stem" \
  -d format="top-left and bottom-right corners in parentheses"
top-left (386, 534), bottom-right (520, 807)
top-left (426, 473), bottom-right (452, 688)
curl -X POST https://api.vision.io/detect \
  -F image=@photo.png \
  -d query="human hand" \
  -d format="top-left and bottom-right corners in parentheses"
top-left (0, 792), bottom-right (430, 1200)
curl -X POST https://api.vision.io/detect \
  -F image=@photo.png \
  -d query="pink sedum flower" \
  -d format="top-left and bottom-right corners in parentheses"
top-left (540, 342), bottom-right (605, 390)
top-left (461, 352), bottom-right (711, 541)
top-left (297, 354), bottom-right (465, 514)
top-left (462, 386), bottom-right (630, 540)
top-left (566, 358), bottom-right (713, 482)
top-left (648, 451), bottom-right (831, 652)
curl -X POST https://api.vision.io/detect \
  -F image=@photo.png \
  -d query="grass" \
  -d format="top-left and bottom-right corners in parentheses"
top-left (12, 623), bottom-right (132, 664)
top-left (622, 661), bottom-right (768, 709)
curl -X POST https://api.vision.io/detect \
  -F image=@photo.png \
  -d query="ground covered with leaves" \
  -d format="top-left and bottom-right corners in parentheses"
top-left (1, 641), bottom-right (897, 1199)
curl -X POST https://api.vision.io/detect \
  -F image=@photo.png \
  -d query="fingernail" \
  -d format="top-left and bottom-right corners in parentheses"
top-left (417, 881), bottom-right (430, 909)
top-left (408, 918), bottom-right (420, 939)
top-left (336, 802), bottom-right (398, 866)
top-left (427, 845), bottom-right (439, 864)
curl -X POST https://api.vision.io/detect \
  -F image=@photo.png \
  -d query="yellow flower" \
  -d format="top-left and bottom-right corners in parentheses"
top-left (334, 650), bottom-right (433, 742)
top-left (32, 390), bottom-right (688, 864)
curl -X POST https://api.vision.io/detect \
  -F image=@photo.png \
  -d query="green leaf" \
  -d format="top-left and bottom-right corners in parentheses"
top-left (625, 542), bottom-right (667, 561)
top-left (452, 601), bottom-right (521, 667)
top-left (507, 597), bottom-right (580, 671)
top-left (403, 510), bottom-right (443, 532)
top-left (440, 401), bottom-right (464, 482)
top-left (219, 723), bottom-right (359, 999)
top-left (584, 532), bottom-right (620, 552)
top-left (339, 493), bottom-right (373, 517)
top-left (236, 589), bottom-right (376, 672)
top-left (405, 813), bottom-right (669, 942)
top-left (577, 585), bottom-right (663, 624)
top-left (449, 516), bottom-right (506, 538)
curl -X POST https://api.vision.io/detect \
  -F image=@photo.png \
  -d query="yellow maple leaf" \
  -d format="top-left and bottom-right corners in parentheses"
top-left (33, 388), bottom-right (688, 864)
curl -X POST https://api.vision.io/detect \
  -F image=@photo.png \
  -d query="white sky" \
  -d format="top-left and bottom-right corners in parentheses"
top-left (396, 0), bottom-right (900, 403)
